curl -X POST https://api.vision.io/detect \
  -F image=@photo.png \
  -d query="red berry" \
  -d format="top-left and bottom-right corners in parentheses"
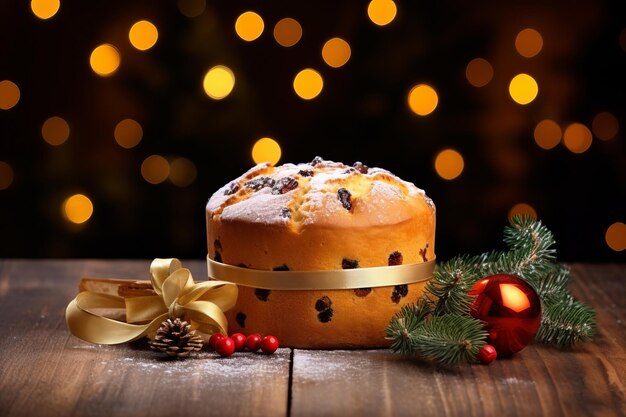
top-left (260, 335), bottom-right (279, 354)
top-left (478, 344), bottom-right (498, 364)
top-left (215, 337), bottom-right (235, 357)
top-left (231, 333), bottom-right (247, 351)
top-left (245, 334), bottom-right (262, 352)
top-left (208, 333), bottom-right (225, 350)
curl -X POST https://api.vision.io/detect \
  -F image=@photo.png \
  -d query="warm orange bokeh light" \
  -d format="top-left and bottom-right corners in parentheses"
top-left (129, 20), bottom-right (159, 51)
top-left (367, 0), bottom-right (397, 26)
top-left (592, 112), bottom-right (619, 141)
top-left (515, 28), bottom-right (543, 58)
top-left (322, 38), bottom-right (351, 68)
top-left (42, 116), bottom-right (70, 146)
top-left (508, 203), bottom-right (537, 221)
top-left (169, 157), bottom-right (197, 187)
top-left (141, 155), bottom-right (170, 184)
top-left (114, 119), bottom-right (143, 149)
top-left (273, 18), bottom-right (302, 47)
top-left (534, 119), bottom-right (562, 150)
top-left (252, 138), bottom-right (282, 166)
top-left (605, 222), bottom-right (626, 252)
top-left (434, 149), bottom-right (464, 180)
top-left (0, 161), bottom-right (14, 191)
top-left (500, 283), bottom-right (531, 313)
top-left (30, 0), bottom-right (60, 20)
top-left (235, 11), bottom-right (264, 42)
top-left (90, 44), bottom-right (121, 77)
top-left (63, 194), bottom-right (94, 224)
top-left (509, 73), bottom-right (538, 105)
top-left (408, 84), bottom-right (438, 116)
top-left (0, 80), bottom-right (20, 110)
top-left (563, 123), bottom-right (593, 154)
top-left (293, 69), bottom-right (323, 100)
top-left (465, 58), bottom-right (493, 87)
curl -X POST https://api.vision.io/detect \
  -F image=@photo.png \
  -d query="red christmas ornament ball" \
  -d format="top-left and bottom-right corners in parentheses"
top-left (215, 337), bottom-right (236, 357)
top-left (478, 344), bottom-right (497, 364)
top-left (245, 334), bottom-right (262, 352)
top-left (469, 274), bottom-right (542, 356)
top-left (260, 335), bottom-right (279, 354)
top-left (231, 333), bottom-right (247, 351)
top-left (208, 333), bottom-right (225, 350)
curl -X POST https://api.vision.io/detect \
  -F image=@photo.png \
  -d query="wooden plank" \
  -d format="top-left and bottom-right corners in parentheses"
top-left (290, 263), bottom-right (626, 417)
top-left (0, 260), bottom-right (290, 417)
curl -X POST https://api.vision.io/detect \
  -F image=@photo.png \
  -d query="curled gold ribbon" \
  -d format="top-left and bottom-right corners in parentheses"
top-left (66, 258), bottom-right (238, 344)
top-left (207, 256), bottom-right (436, 290)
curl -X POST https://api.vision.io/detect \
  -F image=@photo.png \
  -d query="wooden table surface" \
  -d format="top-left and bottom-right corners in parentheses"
top-left (0, 260), bottom-right (624, 417)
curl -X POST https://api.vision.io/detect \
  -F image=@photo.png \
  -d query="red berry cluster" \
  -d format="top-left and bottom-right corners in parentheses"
top-left (208, 332), bottom-right (279, 357)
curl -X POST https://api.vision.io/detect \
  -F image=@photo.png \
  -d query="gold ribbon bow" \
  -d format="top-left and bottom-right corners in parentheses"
top-left (66, 258), bottom-right (238, 344)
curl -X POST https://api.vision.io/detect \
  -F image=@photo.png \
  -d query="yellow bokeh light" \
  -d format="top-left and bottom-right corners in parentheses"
top-left (408, 84), bottom-right (438, 116)
top-left (90, 44), bottom-right (121, 77)
top-left (465, 58), bottom-right (493, 87)
top-left (0, 161), bottom-right (14, 191)
top-left (508, 203), bottom-right (537, 221)
top-left (434, 149), bottom-right (464, 180)
top-left (252, 138), bottom-right (282, 166)
top-left (63, 194), bottom-right (94, 224)
top-left (114, 119), bottom-right (143, 149)
top-left (563, 123), bottom-right (593, 154)
top-left (509, 73), bottom-right (538, 105)
top-left (605, 222), bottom-right (626, 252)
top-left (42, 116), bottom-right (70, 146)
top-left (592, 112), bottom-right (619, 141)
top-left (534, 119), bottom-right (561, 150)
top-left (322, 38), bottom-right (352, 68)
top-left (273, 18), bottom-right (302, 47)
top-left (30, 0), bottom-right (60, 20)
top-left (169, 157), bottom-right (197, 187)
top-left (293, 69), bottom-right (323, 100)
top-left (141, 155), bottom-right (170, 185)
top-left (202, 65), bottom-right (235, 100)
top-left (178, 0), bottom-right (206, 18)
top-left (129, 20), bottom-right (159, 51)
top-left (515, 28), bottom-right (543, 58)
top-left (0, 80), bottom-right (20, 110)
top-left (367, 0), bottom-right (397, 26)
top-left (235, 11), bottom-right (264, 42)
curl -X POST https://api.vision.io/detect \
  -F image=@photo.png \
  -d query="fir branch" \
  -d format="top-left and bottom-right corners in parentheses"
top-left (426, 255), bottom-right (480, 316)
top-left (386, 298), bottom-right (432, 354)
top-left (411, 315), bottom-right (487, 366)
top-left (536, 300), bottom-right (597, 346)
top-left (525, 264), bottom-right (572, 304)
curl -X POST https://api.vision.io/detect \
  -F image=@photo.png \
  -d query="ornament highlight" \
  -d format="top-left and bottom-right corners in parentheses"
top-left (469, 274), bottom-right (542, 355)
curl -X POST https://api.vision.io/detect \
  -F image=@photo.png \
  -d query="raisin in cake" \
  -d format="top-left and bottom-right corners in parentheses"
top-left (206, 157), bottom-right (435, 348)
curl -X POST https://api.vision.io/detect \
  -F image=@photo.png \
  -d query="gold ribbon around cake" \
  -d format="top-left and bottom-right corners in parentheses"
top-left (66, 258), bottom-right (238, 344)
top-left (207, 256), bottom-right (436, 290)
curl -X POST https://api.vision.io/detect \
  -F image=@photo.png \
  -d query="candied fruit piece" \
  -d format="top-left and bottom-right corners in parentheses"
top-left (272, 177), bottom-right (298, 195)
top-left (388, 251), bottom-right (403, 266)
top-left (298, 169), bottom-right (314, 177)
top-left (391, 285), bottom-right (409, 303)
top-left (354, 288), bottom-right (372, 297)
top-left (255, 289), bottom-right (271, 302)
top-left (281, 207), bottom-right (292, 219)
top-left (353, 161), bottom-right (369, 174)
top-left (337, 188), bottom-right (352, 211)
top-left (245, 176), bottom-right (276, 191)
top-left (342, 258), bottom-right (359, 269)
top-left (310, 156), bottom-right (324, 166)
top-left (224, 182), bottom-right (240, 195)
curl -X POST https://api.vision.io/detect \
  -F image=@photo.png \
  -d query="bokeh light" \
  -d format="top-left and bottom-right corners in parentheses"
top-left (293, 69), bottom-right (323, 100)
top-left (202, 65), bottom-right (235, 100)
top-left (534, 119), bottom-right (562, 150)
top-left (90, 44), bottom-right (120, 77)
top-left (41, 116), bottom-right (70, 146)
top-left (434, 149), bottom-right (464, 180)
top-left (509, 73), bottom-right (538, 105)
top-left (508, 203), bottom-right (537, 220)
top-left (141, 155), bottom-right (170, 185)
top-left (0, 80), bottom-right (20, 110)
top-left (129, 20), bottom-right (158, 51)
top-left (515, 28), bottom-right (543, 58)
top-left (235, 11), bottom-right (264, 42)
top-left (563, 122), bottom-right (593, 153)
top-left (252, 138), bottom-right (282, 166)
top-left (367, 0), bottom-right (397, 26)
top-left (0, 162), bottom-right (14, 191)
top-left (114, 119), bottom-right (143, 149)
top-left (465, 58), bottom-right (493, 87)
top-left (63, 194), bottom-right (93, 224)
top-left (605, 222), bottom-right (626, 251)
top-left (322, 38), bottom-right (351, 68)
top-left (30, 0), bottom-right (60, 20)
top-left (408, 84), bottom-right (438, 116)
top-left (177, 0), bottom-right (206, 18)
top-left (592, 112), bottom-right (619, 140)
top-left (273, 18), bottom-right (302, 47)
top-left (169, 157), bottom-right (197, 187)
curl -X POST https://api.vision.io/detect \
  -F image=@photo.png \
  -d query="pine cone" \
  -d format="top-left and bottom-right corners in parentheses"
top-left (148, 318), bottom-right (203, 358)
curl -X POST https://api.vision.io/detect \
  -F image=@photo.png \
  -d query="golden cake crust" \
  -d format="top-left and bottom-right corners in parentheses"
top-left (206, 158), bottom-right (435, 348)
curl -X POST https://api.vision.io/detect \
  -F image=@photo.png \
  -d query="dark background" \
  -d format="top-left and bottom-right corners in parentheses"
top-left (1, 0), bottom-right (624, 261)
